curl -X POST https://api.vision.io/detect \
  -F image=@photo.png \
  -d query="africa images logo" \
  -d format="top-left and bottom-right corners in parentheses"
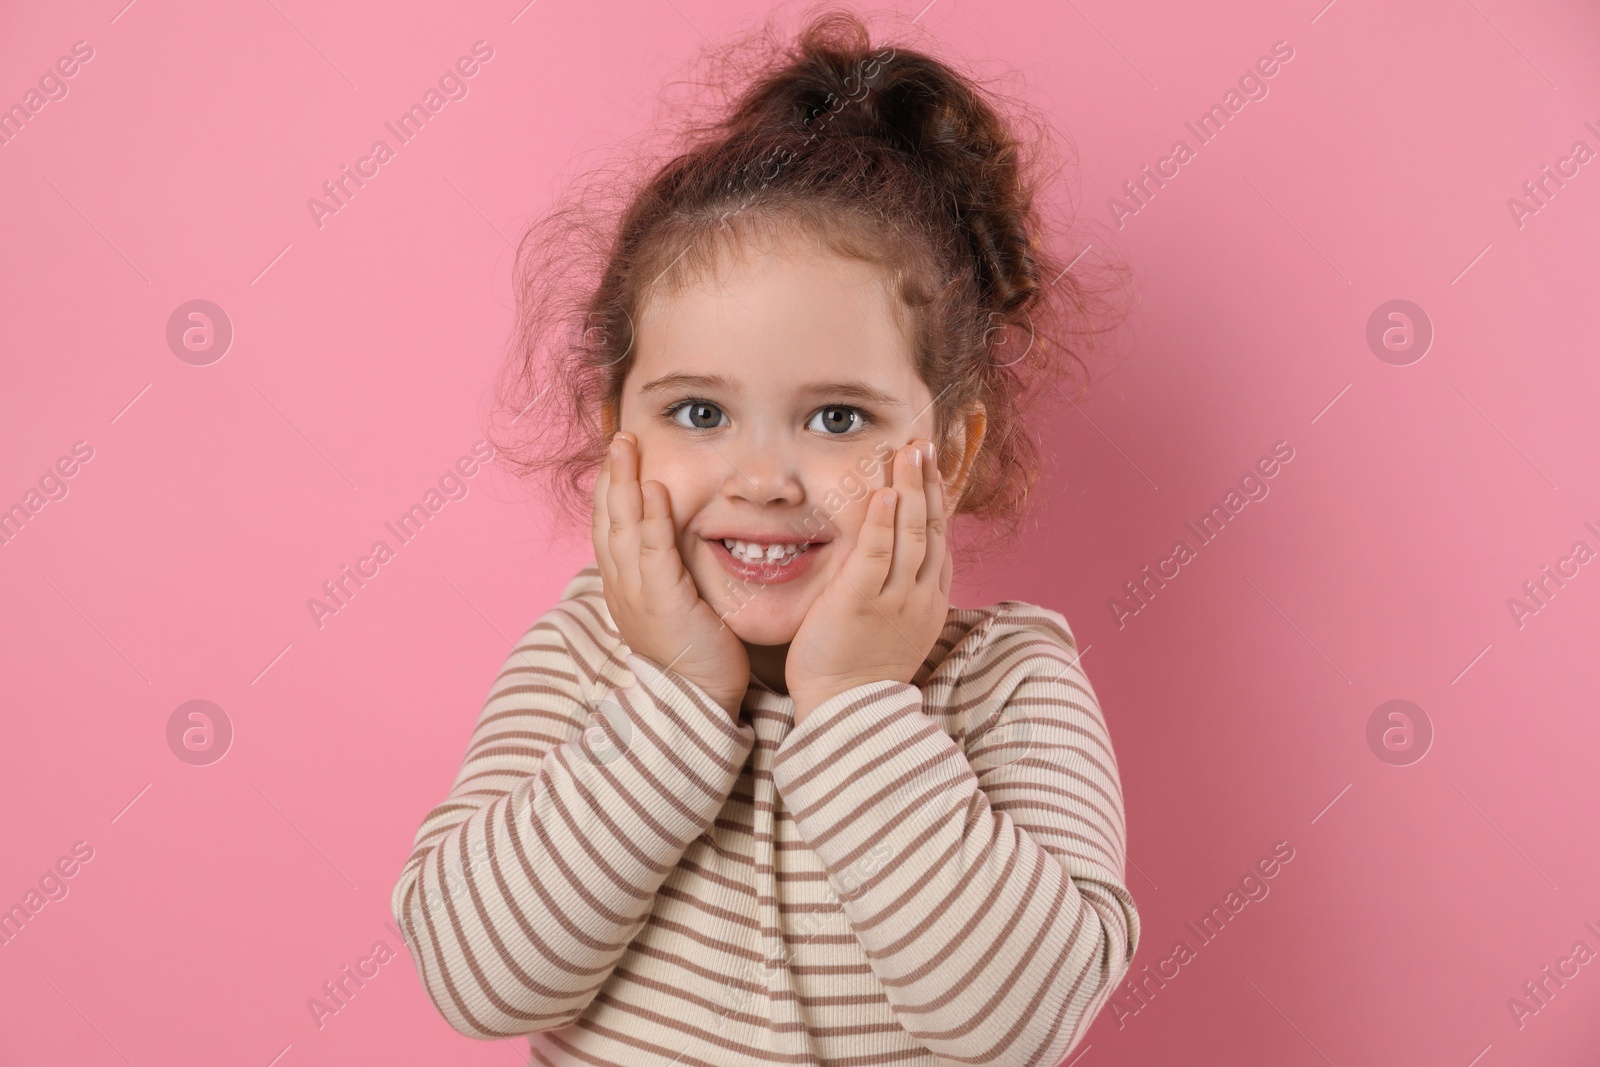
top-left (305, 41), bottom-right (495, 230)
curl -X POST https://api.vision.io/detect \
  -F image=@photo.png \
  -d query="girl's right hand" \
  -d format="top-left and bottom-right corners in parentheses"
top-left (592, 432), bottom-right (751, 716)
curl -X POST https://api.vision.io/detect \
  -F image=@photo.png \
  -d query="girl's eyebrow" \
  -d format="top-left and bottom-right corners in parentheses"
top-left (637, 373), bottom-right (902, 408)
top-left (638, 372), bottom-right (738, 396)
top-left (803, 381), bottom-right (904, 407)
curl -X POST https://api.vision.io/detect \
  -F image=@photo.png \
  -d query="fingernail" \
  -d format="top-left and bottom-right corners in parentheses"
top-left (881, 489), bottom-right (896, 508)
top-left (909, 446), bottom-right (922, 468)
top-left (925, 441), bottom-right (936, 462)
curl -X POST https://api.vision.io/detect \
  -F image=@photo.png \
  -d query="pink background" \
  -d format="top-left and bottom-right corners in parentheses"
top-left (3, 0), bottom-right (1598, 1063)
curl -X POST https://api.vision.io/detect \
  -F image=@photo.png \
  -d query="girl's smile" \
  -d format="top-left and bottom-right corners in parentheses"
top-left (705, 533), bottom-right (827, 585)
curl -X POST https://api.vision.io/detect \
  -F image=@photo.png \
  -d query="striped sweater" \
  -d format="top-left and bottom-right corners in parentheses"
top-left (390, 564), bottom-right (1140, 1065)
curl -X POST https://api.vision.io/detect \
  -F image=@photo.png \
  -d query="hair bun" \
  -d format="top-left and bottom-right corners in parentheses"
top-left (737, 13), bottom-right (1040, 316)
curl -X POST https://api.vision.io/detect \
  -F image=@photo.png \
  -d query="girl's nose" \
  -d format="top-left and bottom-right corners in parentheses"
top-left (718, 441), bottom-right (804, 506)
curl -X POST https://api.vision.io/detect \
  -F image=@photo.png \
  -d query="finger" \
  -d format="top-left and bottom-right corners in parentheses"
top-left (884, 444), bottom-right (927, 594)
top-left (638, 479), bottom-right (684, 603)
top-left (606, 434), bottom-right (644, 590)
top-left (592, 450), bottom-right (618, 586)
top-left (844, 485), bottom-right (898, 600)
top-left (919, 439), bottom-right (947, 586)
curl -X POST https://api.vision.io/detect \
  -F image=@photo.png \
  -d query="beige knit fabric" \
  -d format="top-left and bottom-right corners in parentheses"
top-left (391, 564), bottom-right (1139, 1065)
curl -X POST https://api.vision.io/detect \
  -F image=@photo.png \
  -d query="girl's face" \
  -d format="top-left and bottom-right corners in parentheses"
top-left (615, 230), bottom-right (942, 648)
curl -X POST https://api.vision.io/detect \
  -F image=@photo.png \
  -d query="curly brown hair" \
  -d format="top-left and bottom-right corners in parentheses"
top-left (487, 3), bottom-right (1130, 554)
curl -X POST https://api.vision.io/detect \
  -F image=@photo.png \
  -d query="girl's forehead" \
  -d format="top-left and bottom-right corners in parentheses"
top-left (632, 241), bottom-right (917, 383)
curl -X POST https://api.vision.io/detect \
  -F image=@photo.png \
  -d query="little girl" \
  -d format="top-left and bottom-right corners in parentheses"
top-left (392, 10), bottom-right (1140, 1065)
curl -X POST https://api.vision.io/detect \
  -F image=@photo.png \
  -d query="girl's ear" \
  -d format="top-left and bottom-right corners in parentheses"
top-left (939, 403), bottom-right (988, 510)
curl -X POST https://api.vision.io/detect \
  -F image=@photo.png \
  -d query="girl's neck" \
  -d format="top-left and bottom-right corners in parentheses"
top-left (745, 643), bottom-right (790, 696)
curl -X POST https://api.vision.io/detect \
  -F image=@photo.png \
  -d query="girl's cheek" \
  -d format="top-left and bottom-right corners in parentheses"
top-left (805, 449), bottom-right (887, 543)
top-left (640, 448), bottom-right (713, 527)
top-left (839, 471), bottom-right (865, 502)
top-left (828, 490), bottom-right (873, 547)
top-left (635, 441), bottom-right (684, 493)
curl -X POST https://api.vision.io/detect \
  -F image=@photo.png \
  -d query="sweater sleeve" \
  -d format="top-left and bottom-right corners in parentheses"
top-left (389, 616), bottom-right (756, 1040)
top-left (769, 608), bottom-right (1139, 1066)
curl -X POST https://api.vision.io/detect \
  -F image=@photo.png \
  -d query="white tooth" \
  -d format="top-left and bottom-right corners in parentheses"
top-left (723, 540), bottom-right (808, 564)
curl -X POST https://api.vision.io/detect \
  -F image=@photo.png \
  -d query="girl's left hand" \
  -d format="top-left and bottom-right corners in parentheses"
top-left (786, 440), bottom-right (952, 722)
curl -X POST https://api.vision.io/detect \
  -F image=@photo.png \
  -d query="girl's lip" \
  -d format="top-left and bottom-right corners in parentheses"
top-left (705, 537), bottom-right (822, 586)
top-left (703, 532), bottom-right (831, 546)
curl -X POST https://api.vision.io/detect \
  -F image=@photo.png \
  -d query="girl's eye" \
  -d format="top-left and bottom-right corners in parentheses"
top-left (670, 401), bottom-right (726, 430)
top-left (808, 406), bottom-right (866, 435)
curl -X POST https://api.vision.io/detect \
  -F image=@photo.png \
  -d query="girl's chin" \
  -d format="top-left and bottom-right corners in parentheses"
top-left (698, 586), bottom-right (812, 647)
top-left (720, 610), bottom-right (803, 648)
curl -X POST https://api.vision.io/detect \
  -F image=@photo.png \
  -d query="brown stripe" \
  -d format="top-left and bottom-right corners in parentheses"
top-left (630, 653), bottom-right (751, 747)
top-left (777, 691), bottom-right (926, 791)
top-left (922, 869), bottom-right (1079, 1053)
top-left (795, 743), bottom-right (968, 851)
top-left (435, 809), bottom-right (608, 1023)
top-left (771, 685), bottom-right (897, 772)
top-left (849, 799), bottom-right (1003, 945)
top-left (450, 805), bottom-right (617, 1001)
top-left (415, 827), bottom-right (558, 1036)
top-left (561, 1013), bottom-right (813, 1064)
top-left (886, 846), bottom-right (1046, 1024)
top-left (614, 684), bottom-right (743, 788)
